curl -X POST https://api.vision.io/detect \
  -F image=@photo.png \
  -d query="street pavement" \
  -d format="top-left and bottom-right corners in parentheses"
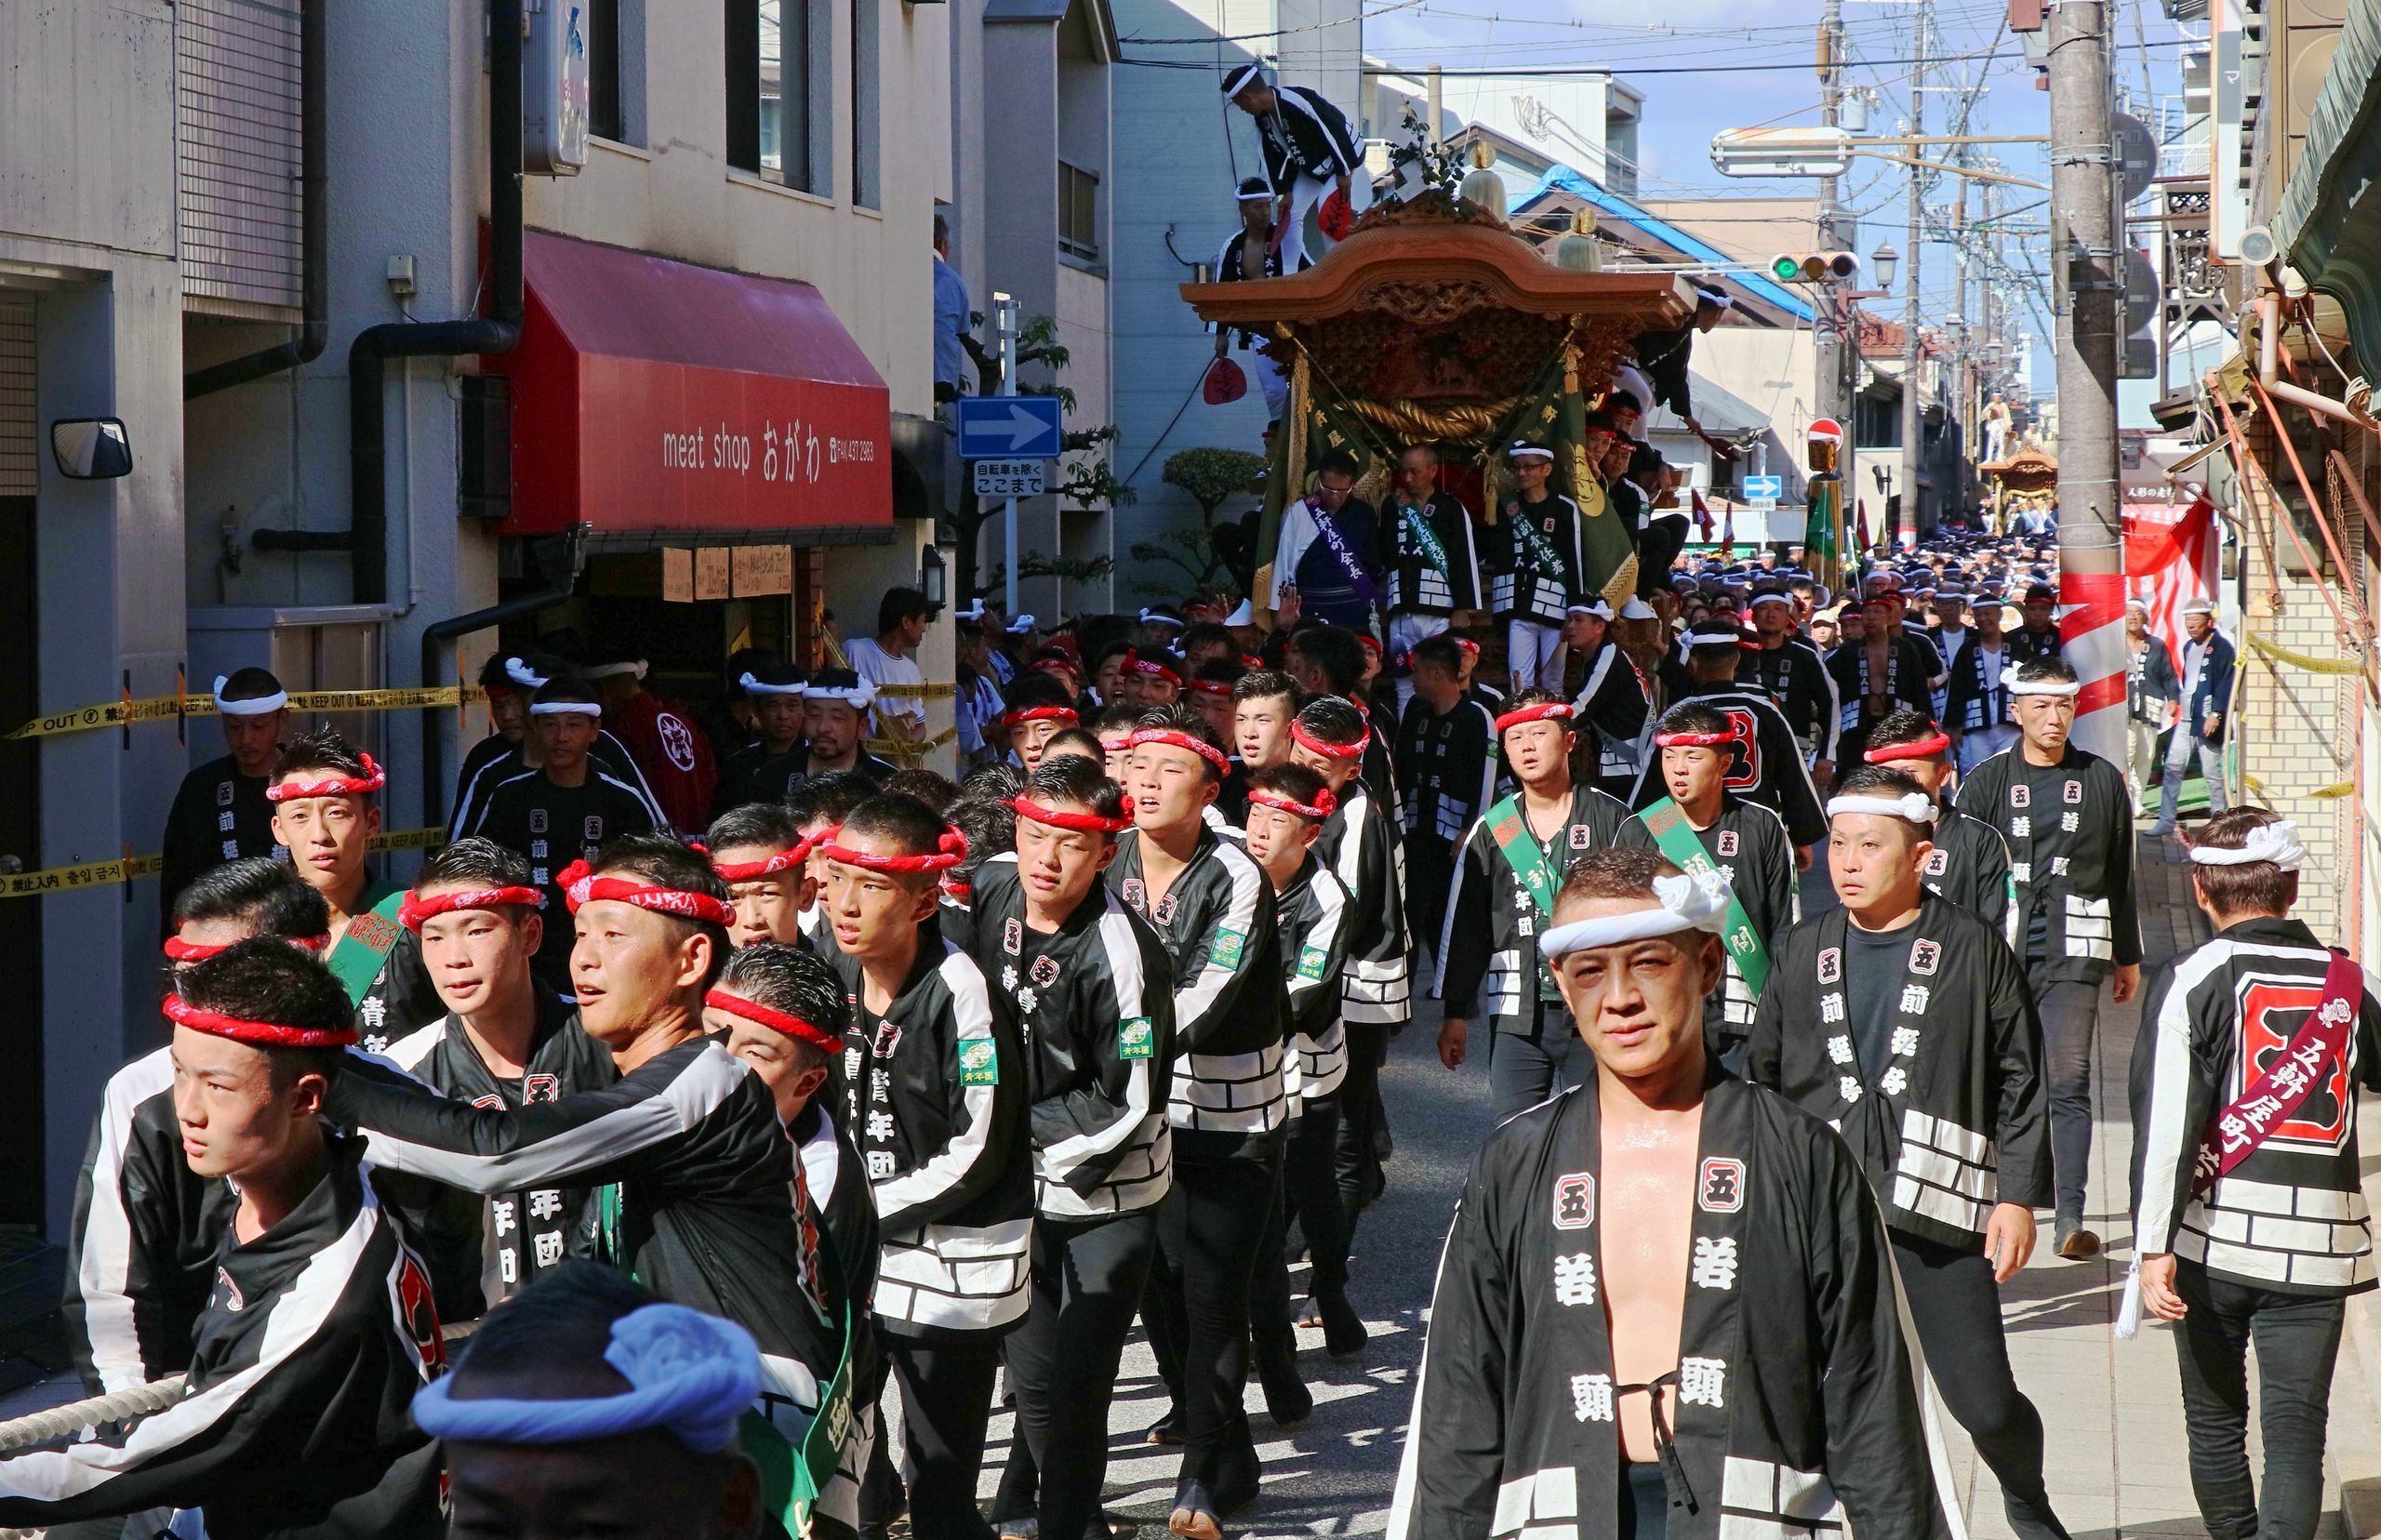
top-left (1018, 832), bottom-right (2381, 1538)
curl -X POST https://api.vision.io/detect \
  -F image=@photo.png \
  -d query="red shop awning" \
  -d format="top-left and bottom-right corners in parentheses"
top-left (496, 230), bottom-right (893, 538)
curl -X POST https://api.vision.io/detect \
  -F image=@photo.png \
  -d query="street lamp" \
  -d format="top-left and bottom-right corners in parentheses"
top-left (1869, 241), bottom-right (1899, 290)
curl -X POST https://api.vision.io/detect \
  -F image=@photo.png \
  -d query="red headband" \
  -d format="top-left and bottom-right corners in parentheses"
top-left (163, 993), bottom-right (359, 1049)
top-left (1865, 731), bottom-right (1953, 764)
top-left (1125, 728), bottom-right (1231, 776)
top-left (1011, 797), bottom-right (1137, 834)
top-left (1656, 729), bottom-right (1743, 749)
top-left (1125, 652), bottom-right (1182, 686)
top-left (1454, 638), bottom-right (1481, 662)
top-left (1290, 722), bottom-right (1365, 761)
top-left (940, 877), bottom-right (972, 903)
top-left (711, 835), bottom-right (823, 884)
top-left (820, 828), bottom-right (970, 875)
top-left (1495, 701), bottom-right (1576, 735)
top-left (703, 989), bottom-right (843, 1054)
top-left (1031, 658), bottom-right (1079, 681)
top-left (162, 933), bottom-right (328, 963)
top-left (1189, 678), bottom-right (1234, 697)
top-left (266, 752), bottom-right (386, 803)
top-left (555, 861), bottom-right (738, 925)
top-left (398, 886), bottom-right (547, 931)
top-left (1248, 785), bottom-right (1337, 821)
top-left (1001, 705), bottom-right (1078, 728)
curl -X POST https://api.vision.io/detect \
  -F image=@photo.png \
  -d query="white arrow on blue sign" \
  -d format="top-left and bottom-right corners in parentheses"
top-left (956, 396), bottom-right (1064, 460)
top-left (1740, 474), bottom-right (1784, 500)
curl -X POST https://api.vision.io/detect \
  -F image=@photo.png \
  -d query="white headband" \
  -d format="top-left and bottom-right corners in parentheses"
top-left (2187, 821), bottom-right (2305, 872)
top-left (1749, 592), bottom-right (1794, 608)
top-left (528, 700), bottom-right (603, 718)
top-left (738, 672), bottom-right (805, 697)
top-left (1138, 608), bottom-right (1185, 629)
top-left (1568, 600), bottom-right (1613, 619)
top-left (1828, 792), bottom-right (1938, 826)
top-left (1538, 870), bottom-right (1733, 960)
top-left (2183, 599), bottom-right (2215, 617)
top-left (212, 677), bottom-right (288, 716)
top-left (804, 681), bottom-right (877, 710)
top-left (1006, 614), bottom-right (1038, 634)
top-left (2002, 667), bottom-right (2082, 697)
top-left (504, 657), bottom-right (549, 689)
top-left (584, 660), bottom-right (648, 681)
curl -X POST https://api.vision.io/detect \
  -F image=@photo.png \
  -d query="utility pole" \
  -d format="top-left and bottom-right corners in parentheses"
top-left (2047, 0), bottom-right (2124, 760)
top-left (1814, 0), bottom-right (1848, 447)
top-left (1895, 0), bottom-right (1927, 549)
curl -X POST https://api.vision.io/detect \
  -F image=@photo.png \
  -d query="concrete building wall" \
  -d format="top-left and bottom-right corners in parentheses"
top-left (0, 0), bottom-right (194, 1232)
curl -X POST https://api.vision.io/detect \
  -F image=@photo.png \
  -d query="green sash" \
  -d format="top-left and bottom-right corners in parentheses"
top-left (1485, 794), bottom-right (1565, 1002)
top-left (738, 1303), bottom-right (858, 1537)
top-left (1398, 500), bottom-right (1450, 574)
top-left (326, 882), bottom-right (407, 1004)
top-left (1638, 799), bottom-right (1771, 994)
top-left (1505, 501), bottom-right (1563, 575)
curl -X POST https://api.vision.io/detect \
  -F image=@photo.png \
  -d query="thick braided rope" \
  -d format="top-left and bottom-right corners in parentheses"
top-left (0, 1374), bottom-right (187, 1455)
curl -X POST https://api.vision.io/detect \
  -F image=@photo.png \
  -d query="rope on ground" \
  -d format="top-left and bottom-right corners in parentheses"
top-left (0, 1374), bottom-right (186, 1455)
top-left (2245, 631), bottom-right (2369, 676)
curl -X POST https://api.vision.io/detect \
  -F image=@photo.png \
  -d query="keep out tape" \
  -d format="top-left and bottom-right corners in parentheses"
top-left (0, 827), bottom-right (449, 899)
top-left (7, 686), bottom-right (489, 742)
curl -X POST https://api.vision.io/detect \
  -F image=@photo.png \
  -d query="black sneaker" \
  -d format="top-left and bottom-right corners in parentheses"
top-left (2055, 1226), bottom-right (2101, 1260)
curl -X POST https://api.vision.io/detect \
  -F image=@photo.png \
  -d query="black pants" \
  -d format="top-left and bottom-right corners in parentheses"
top-left (994, 1209), bottom-right (1159, 1540)
top-left (1336, 1025), bottom-right (1390, 1216)
top-left (1143, 1147), bottom-right (1279, 1482)
top-left (1489, 1004), bottom-right (1588, 1123)
top-left (1893, 1233), bottom-right (2067, 1540)
top-left (883, 1334), bottom-right (1002, 1540)
top-left (2174, 1263), bottom-right (2346, 1540)
top-left (1403, 831), bottom-right (1454, 972)
top-left (2031, 977), bottom-right (2100, 1227)
top-left (1254, 1098), bottom-right (1352, 1334)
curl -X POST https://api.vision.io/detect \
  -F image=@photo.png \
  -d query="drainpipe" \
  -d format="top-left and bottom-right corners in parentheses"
top-left (254, 0), bottom-right (527, 603)
top-left (184, 0), bottom-right (328, 400)
top-left (2255, 294), bottom-right (2377, 431)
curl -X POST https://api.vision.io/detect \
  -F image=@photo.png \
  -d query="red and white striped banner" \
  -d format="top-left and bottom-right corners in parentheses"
top-left (2058, 497), bottom-right (2219, 763)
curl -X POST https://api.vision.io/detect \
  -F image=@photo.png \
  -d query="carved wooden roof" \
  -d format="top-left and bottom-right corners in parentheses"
top-left (1182, 197), bottom-right (1698, 405)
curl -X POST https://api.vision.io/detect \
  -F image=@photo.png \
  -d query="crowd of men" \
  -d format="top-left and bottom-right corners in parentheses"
top-left (1, 452), bottom-right (2364, 1540)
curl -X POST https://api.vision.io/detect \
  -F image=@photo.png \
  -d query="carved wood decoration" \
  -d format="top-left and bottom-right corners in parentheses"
top-left (1182, 202), bottom-right (1696, 408)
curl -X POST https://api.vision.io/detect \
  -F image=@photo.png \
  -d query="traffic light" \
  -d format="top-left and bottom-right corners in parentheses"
top-left (1767, 252), bottom-right (1861, 284)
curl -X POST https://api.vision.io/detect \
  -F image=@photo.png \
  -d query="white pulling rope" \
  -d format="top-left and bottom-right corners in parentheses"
top-left (0, 1374), bottom-right (188, 1454)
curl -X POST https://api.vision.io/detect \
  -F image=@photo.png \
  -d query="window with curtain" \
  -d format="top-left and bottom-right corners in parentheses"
top-left (726, 0), bottom-right (829, 194)
top-left (1059, 162), bottom-right (1099, 260)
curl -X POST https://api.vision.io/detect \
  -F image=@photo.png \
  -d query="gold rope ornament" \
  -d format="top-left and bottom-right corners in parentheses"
top-left (2246, 631), bottom-right (2369, 677)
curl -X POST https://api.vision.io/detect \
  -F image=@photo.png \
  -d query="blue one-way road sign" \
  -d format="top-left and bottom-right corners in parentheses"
top-left (1739, 474), bottom-right (1784, 500)
top-left (956, 396), bottom-right (1063, 460)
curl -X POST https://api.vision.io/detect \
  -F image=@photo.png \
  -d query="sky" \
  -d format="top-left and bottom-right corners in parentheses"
top-left (1351, 0), bottom-right (2204, 423)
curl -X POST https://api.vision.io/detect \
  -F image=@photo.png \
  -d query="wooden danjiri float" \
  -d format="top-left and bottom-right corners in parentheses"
top-left (1180, 187), bottom-right (1698, 622)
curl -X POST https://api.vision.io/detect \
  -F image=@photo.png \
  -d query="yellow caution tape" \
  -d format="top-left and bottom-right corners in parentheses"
top-left (871, 683), bottom-right (957, 700)
top-left (2238, 773), bottom-right (2353, 800)
top-left (7, 685), bottom-right (489, 741)
top-left (2245, 631), bottom-right (2369, 677)
top-left (0, 827), bottom-right (449, 900)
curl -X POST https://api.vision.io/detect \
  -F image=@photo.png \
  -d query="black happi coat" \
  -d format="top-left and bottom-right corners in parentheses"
top-left (2006, 625), bottom-right (2065, 666)
top-left (1255, 84), bottom-right (1363, 192)
top-left (1109, 828), bottom-right (1286, 1158)
top-left (743, 749), bottom-right (902, 805)
top-left (1825, 634), bottom-right (1937, 763)
top-left (1955, 745), bottom-right (2141, 985)
top-left (1392, 1077), bottom-right (1956, 1540)
top-left (465, 766), bottom-right (658, 985)
top-left (1924, 810), bottom-right (2017, 950)
top-left (3, 1135), bottom-right (446, 1539)
top-left (965, 856), bottom-right (1178, 1220)
top-left (1317, 776), bottom-right (1413, 1028)
top-left (330, 1036), bottom-right (854, 1413)
top-left (1384, 490), bottom-right (1483, 617)
top-left (1399, 695), bottom-right (1504, 845)
top-left (379, 992), bottom-right (618, 1305)
top-left (1744, 640), bottom-right (1842, 764)
top-left (450, 728), bottom-right (668, 841)
top-left (1491, 493), bottom-right (1587, 627)
top-left (1627, 688), bottom-right (1827, 849)
top-left (1941, 637), bottom-right (2015, 735)
top-left (1616, 795), bottom-right (1797, 1043)
top-left (1746, 895), bottom-right (2054, 1250)
top-left (1569, 639), bottom-right (1652, 786)
top-left (2130, 916), bottom-right (2381, 1295)
top-left (1276, 853), bottom-right (1356, 1104)
top-left (160, 756), bottom-right (283, 921)
top-left (829, 935), bottom-right (1032, 1337)
top-left (1438, 785), bottom-right (1630, 1033)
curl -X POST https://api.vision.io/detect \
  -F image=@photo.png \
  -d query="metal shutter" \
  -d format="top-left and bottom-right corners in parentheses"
top-left (0, 299), bottom-right (33, 498)
top-left (178, 0), bottom-right (304, 321)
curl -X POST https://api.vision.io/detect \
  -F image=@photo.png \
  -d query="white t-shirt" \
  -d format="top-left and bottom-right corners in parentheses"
top-left (844, 637), bottom-right (926, 730)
